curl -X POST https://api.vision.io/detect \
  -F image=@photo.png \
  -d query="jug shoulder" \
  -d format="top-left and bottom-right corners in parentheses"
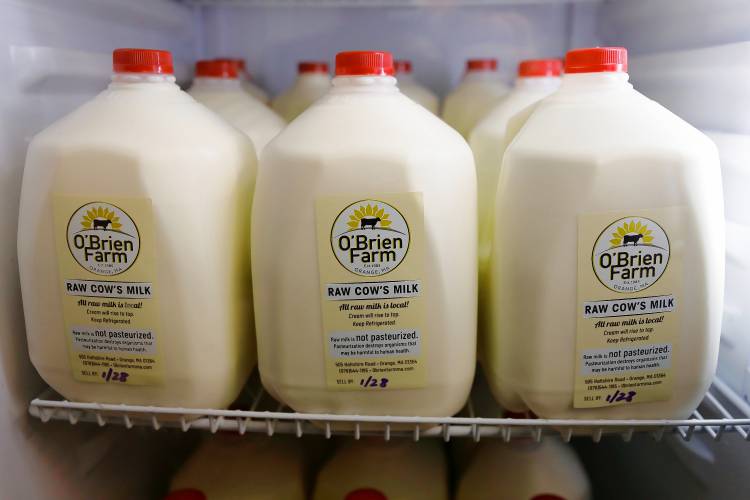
top-left (265, 93), bottom-right (469, 158)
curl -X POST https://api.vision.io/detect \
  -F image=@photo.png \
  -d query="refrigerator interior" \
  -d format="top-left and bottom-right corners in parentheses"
top-left (1, 0), bottom-right (749, 498)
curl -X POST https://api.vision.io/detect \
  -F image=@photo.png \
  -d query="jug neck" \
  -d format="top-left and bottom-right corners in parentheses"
top-left (331, 75), bottom-right (399, 94)
top-left (515, 76), bottom-right (561, 92)
top-left (190, 77), bottom-right (243, 91)
top-left (463, 70), bottom-right (502, 84)
top-left (109, 72), bottom-right (177, 89)
top-left (559, 71), bottom-right (632, 91)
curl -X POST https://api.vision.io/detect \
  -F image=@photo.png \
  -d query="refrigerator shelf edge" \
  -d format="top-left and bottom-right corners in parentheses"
top-left (28, 379), bottom-right (750, 444)
top-left (180, 0), bottom-right (601, 7)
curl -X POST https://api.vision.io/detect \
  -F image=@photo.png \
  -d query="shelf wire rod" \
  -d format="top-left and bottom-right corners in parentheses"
top-left (40, 407), bottom-right (54, 424)
top-left (413, 424), bottom-right (420, 442)
top-left (68, 410), bottom-right (79, 425)
top-left (180, 416), bottom-right (191, 432)
top-left (151, 415), bottom-right (161, 431)
top-left (95, 411), bottom-right (106, 427)
top-left (266, 402), bottom-right (285, 437)
top-left (249, 386), bottom-right (266, 412)
top-left (442, 423), bottom-right (450, 442)
top-left (210, 416), bottom-right (224, 433)
top-left (703, 390), bottom-right (746, 440)
top-left (384, 423), bottom-right (391, 441)
top-left (533, 427), bottom-right (542, 443)
top-left (691, 410), bottom-right (716, 440)
top-left (561, 428), bottom-right (573, 443)
top-left (325, 421), bottom-right (332, 439)
top-left (295, 419), bottom-right (303, 438)
top-left (502, 426), bottom-right (512, 443)
top-left (592, 428), bottom-right (603, 443)
top-left (354, 422), bottom-right (361, 440)
top-left (622, 428), bottom-right (634, 442)
top-left (238, 418), bottom-right (248, 435)
top-left (122, 413), bottom-right (133, 429)
top-left (651, 426), bottom-right (666, 442)
top-left (466, 398), bottom-right (479, 442)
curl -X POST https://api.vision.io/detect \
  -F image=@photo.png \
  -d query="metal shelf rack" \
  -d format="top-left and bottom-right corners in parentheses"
top-left (29, 376), bottom-right (750, 444)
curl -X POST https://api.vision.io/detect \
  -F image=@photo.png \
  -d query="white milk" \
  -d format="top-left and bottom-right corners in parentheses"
top-left (272, 61), bottom-right (332, 122)
top-left (252, 51), bottom-right (477, 419)
top-left (167, 435), bottom-right (309, 500)
top-left (18, 49), bottom-right (257, 408)
top-left (487, 47), bottom-right (724, 419)
top-left (456, 439), bottom-right (591, 500)
top-left (394, 60), bottom-right (439, 114)
top-left (188, 60), bottom-right (285, 156)
top-left (470, 59), bottom-right (562, 272)
top-left (313, 439), bottom-right (449, 500)
top-left (441, 59), bottom-right (510, 138)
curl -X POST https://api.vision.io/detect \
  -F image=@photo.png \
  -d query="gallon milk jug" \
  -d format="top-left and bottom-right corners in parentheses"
top-left (166, 435), bottom-right (309, 500)
top-left (487, 47), bottom-right (724, 418)
top-left (188, 60), bottom-right (285, 156)
top-left (394, 60), bottom-right (439, 114)
top-left (441, 58), bottom-right (510, 138)
top-left (470, 59), bottom-right (562, 271)
top-left (456, 439), bottom-right (591, 500)
top-left (18, 48), bottom-right (257, 408)
top-left (272, 61), bottom-right (332, 122)
top-left (252, 51), bottom-right (477, 419)
top-left (220, 58), bottom-right (270, 104)
top-left (313, 439), bottom-right (449, 500)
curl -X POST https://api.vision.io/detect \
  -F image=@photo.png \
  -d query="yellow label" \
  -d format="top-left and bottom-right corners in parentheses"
top-left (315, 193), bottom-right (425, 390)
top-left (575, 208), bottom-right (683, 408)
top-left (53, 196), bottom-right (161, 385)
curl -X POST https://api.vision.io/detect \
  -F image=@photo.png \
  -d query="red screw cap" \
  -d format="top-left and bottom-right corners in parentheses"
top-left (345, 488), bottom-right (388, 500)
top-left (394, 60), bottom-right (413, 74)
top-left (531, 495), bottom-right (567, 500)
top-left (113, 48), bottom-right (173, 74)
top-left (195, 59), bottom-right (238, 78)
top-left (335, 51), bottom-right (394, 76)
top-left (565, 47), bottom-right (627, 74)
top-left (163, 489), bottom-right (207, 500)
top-left (298, 61), bottom-right (329, 74)
top-left (518, 59), bottom-right (563, 77)
top-left (466, 58), bottom-right (498, 71)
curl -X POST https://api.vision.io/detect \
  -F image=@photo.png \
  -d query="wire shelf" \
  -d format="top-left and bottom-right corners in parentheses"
top-left (29, 376), bottom-right (750, 444)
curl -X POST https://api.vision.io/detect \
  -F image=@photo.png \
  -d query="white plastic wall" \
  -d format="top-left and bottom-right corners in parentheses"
top-left (0, 0), bottom-right (197, 498)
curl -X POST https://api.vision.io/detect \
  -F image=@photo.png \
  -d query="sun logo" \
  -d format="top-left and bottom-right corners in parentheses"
top-left (80, 206), bottom-right (122, 231)
top-left (346, 203), bottom-right (393, 230)
top-left (609, 219), bottom-right (653, 247)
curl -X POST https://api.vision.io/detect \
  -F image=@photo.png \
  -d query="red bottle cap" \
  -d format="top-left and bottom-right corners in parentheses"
top-left (345, 488), bottom-right (388, 500)
top-left (113, 48), bottom-right (173, 74)
top-left (298, 61), bottom-right (329, 74)
top-left (335, 51), bottom-right (394, 76)
top-left (195, 59), bottom-right (238, 78)
top-left (518, 59), bottom-right (563, 77)
top-left (163, 489), bottom-right (207, 500)
top-left (531, 495), bottom-right (567, 500)
top-left (565, 47), bottom-right (627, 74)
top-left (466, 58), bottom-right (498, 71)
top-left (394, 60), bottom-right (413, 74)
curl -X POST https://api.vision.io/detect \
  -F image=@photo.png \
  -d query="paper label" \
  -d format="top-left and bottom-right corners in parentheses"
top-left (316, 193), bottom-right (425, 390)
top-left (53, 196), bottom-right (161, 385)
top-left (575, 208), bottom-right (683, 408)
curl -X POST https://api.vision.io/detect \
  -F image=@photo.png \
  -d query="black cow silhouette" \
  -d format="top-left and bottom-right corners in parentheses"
top-left (623, 233), bottom-right (643, 246)
top-left (360, 217), bottom-right (381, 229)
top-left (93, 219), bottom-right (112, 230)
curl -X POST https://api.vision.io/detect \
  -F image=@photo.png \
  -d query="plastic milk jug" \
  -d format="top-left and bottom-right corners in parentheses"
top-left (394, 60), bottom-right (439, 114)
top-left (272, 61), bottom-right (332, 122)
